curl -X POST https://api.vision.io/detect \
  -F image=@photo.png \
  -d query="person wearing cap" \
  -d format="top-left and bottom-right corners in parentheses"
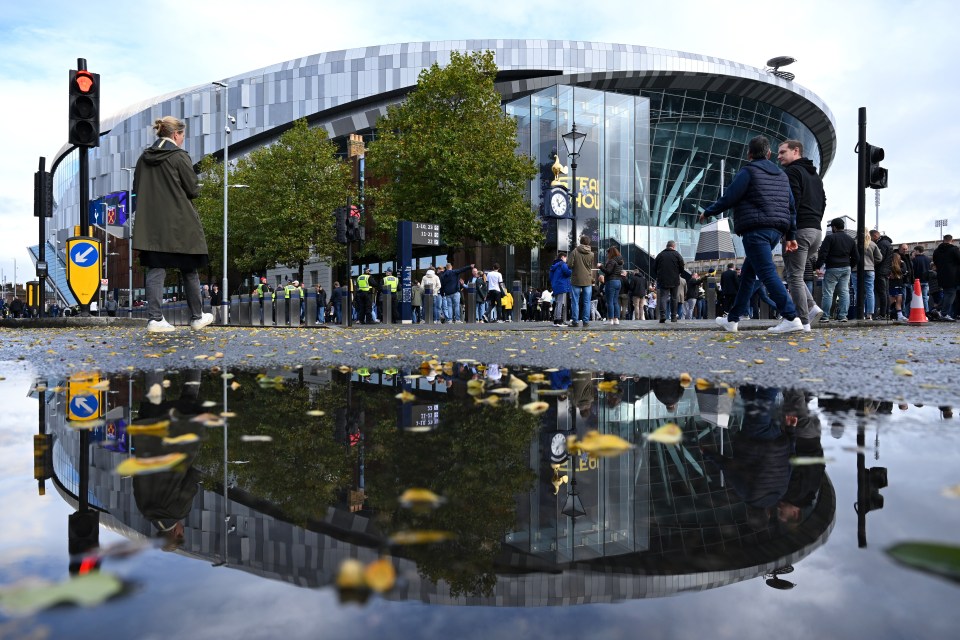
top-left (355, 268), bottom-right (377, 324)
top-left (700, 135), bottom-right (803, 333)
top-left (382, 268), bottom-right (399, 323)
top-left (255, 277), bottom-right (270, 324)
top-left (814, 218), bottom-right (859, 322)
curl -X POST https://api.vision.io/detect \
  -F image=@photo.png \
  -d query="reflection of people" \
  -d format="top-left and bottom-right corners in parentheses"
top-left (133, 116), bottom-right (214, 334)
top-left (132, 370), bottom-right (207, 550)
top-left (570, 370), bottom-right (595, 418)
top-left (778, 390), bottom-right (825, 525)
top-left (652, 378), bottom-right (684, 413)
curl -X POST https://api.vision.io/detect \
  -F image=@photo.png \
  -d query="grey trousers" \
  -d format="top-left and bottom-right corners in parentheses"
top-left (783, 227), bottom-right (821, 323)
top-left (553, 292), bottom-right (568, 321)
top-left (146, 267), bottom-right (202, 322)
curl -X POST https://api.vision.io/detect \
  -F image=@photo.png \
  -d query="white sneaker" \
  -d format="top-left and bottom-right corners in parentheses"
top-left (715, 315), bottom-right (738, 333)
top-left (190, 312), bottom-right (215, 331)
top-left (802, 323), bottom-right (812, 332)
top-left (807, 305), bottom-right (824, 325)
top-left (613, 318), bottom-right (620, 325)
top-left (897, 313), bottom-right (907, 322)
top-left (768, 317), bottom-right (804, 334)
top-left (147, 318), bottom-right (176, 333)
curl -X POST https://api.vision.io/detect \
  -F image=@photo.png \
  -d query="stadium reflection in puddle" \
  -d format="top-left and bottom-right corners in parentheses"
top-left (6, 364), bottom-right (958, 636)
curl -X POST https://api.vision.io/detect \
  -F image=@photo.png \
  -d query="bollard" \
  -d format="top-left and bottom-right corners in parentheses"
top-left (276, 294), bottom-right (289, 326)
top-left (262, 295), bottom-right (275, 327)
top-left (230, 295), bottom-right (240, 324)
top-left (305, 291), bottom-right (317, 327)
top-left (251, 296), bottom-right (263, 326)
top-left (512, 280), bottom-right (521, 323)
top-left (424, 285), bottom-right (434, 324)
top-left (239, 294), bottom-right (251, 326)
top-left (706, 276), bottom-right (717, 318)
top-left (379, 287), bottom-right (391, 325)
top-left (340, 292), bottom-right (351, 328)
top-left (465, 283), bottom-right (475, 324)
top-left (290, 292), bottom-right (302, 327)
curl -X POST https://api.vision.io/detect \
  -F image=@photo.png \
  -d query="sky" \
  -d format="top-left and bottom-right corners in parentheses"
top-left (2, 0), bottom-right (958, 287)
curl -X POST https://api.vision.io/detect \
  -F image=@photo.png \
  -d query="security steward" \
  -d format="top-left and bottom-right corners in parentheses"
top-left (355, 268), bottom-right (377, 324)
top-left (382, 268), bottom-right (399, 323)
top-left (255, 277), bottom-right (270, 324)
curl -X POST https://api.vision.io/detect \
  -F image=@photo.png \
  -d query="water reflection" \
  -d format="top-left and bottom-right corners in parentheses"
top-left (35, 366), bottom-right (838, 605)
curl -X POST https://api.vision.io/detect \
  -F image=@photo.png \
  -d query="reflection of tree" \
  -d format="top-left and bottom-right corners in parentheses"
top-left (192, 371), bottom-right (358, 527)
top-left (366, 398), bottom-right (540, 597)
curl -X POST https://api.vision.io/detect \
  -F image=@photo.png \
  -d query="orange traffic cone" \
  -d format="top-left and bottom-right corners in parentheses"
top-left (907, 279), bottom-right (927, 324)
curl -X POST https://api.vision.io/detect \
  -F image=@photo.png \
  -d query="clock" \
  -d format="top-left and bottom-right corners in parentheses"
top-left (546, 186), bottom-right (571, 218)
top-left (550, 433), bottom-right (568, 458)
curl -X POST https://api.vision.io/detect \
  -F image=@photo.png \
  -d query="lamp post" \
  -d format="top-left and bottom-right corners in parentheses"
top-left (212, 80), bottom-right (231, 324)
top-left (121, 167), bottom-right (134, 315)
top-left (561, 123), bottom-right (587, 223)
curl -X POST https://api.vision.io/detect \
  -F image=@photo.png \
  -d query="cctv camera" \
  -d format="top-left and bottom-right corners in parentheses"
top-left (228, 116), bottom-right (236, 124)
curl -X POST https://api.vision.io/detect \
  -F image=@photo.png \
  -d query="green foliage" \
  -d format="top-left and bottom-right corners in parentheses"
top-left (195, 120), bottom-right (352, 286)
top-left (367, 50), bottom-right (541, 251)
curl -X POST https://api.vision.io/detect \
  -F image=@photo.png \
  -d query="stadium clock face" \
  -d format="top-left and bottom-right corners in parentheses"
top-left (550, 191), bottom-right (569, 217)
top-left (551, 433), bottom-right (568, 457)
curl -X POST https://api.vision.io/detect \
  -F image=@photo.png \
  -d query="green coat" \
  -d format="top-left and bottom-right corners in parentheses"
top-left (132, 138), bottom-right (209, 256)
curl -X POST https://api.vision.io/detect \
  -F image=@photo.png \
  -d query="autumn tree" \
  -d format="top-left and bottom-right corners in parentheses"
top-left (195, 119), bottom-right (352, 289)
top-left (366, 50), bottom-right (541, 251)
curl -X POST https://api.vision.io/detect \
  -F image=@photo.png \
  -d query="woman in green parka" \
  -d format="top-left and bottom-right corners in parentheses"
top-left (132, 116), bottom-right (213, 333)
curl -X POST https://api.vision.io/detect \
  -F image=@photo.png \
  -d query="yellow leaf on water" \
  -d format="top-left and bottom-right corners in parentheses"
top-left (509, 375), bottom-right (529, 392)
top-left (777, 358), bottom-right (790, 362)
top-left (127, 421), bottom-right (171, 436)
top-left (241, 435), bottom-right (272, 442)
top-left (527, 373), bottom-right (546, 383)
top-left (473, 395), bottom-right (500, 406)
top-left (753, 359), bottom-right (765, 365)
top-left (230, 381), bottom-right (241, 390)
top-left (115, 453), bottom-right (187, 476)
top-left (895, 359), bottom-right (908, 364)
top-left (395, 390), bottom-right (417, 402)
top-left (306, 409), bottom-right (326, 417)
top-left (522, 401), bottom-right (549, 415)
top-left (364, 558), bottom-right (396, 593)
top-left (646, 423), bottom-right (683, 445)
top-left (489, 387), bottom-right (517, 396)
top-left (893, 364), bottom-right (913, 377)
top-left (388, 530), bottom-right (455, 546)
top-left (574, 430), bottom-right (635, 457)
top-left (466, 379), bottom-right (485, 390)
top-left (336, 559), bottom-right (366, 589)
top-left (399, 488), bottom-right (445, 510)
top-left (679, 372), bottom-right (692, 387)
top-left (695, 378), bottom-right (712, 391)
top-left (162, 433), bottom-right (199, 445)
top-left (597, 380), bottom-right (618, 392)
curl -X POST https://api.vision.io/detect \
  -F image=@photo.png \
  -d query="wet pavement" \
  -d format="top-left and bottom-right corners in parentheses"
top-left (0, 359), bottom-right (958, 639)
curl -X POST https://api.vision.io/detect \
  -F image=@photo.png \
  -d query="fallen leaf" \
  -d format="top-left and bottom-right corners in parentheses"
top-left (115, 453), bottom-right (187, 476)
top-left (886, 542), bottom-right (960, 583)
top-left (399, 488), bottom-right (445, 510)
top-left (388, 530), bottom-right (455, 545)
top-left (395, 390), bottom-right (417, 402)
top-left (241, 435), bottom-right (272, 442)
top-left (645, 423), bottom-right (683, 445)
top-left (162, 433), bottom-right (200, 445)
top-left (522, 401), bottom-right (549, 415)
top-left (0, 572), bottom-right (124, 616)
top-left (306, 409), bottom-right (326, 417)
top-left (364, 558), bottom-right (396, 593)
top-left (893, 364), bottom-right (913, 377)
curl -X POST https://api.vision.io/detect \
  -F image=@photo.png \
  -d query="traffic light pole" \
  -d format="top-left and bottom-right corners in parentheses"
top-left (345, 196), bottom-right (353, 328)
top-left (856, 107), bottom-right (867, 321)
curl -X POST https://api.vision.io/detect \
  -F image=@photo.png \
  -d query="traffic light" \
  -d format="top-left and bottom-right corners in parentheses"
top-left (346, 205), bottom-right (363, 241)
top-left (68, 69), bottom-right (100, 147)
top-left (334, 207), bottom-right (348, 244)
top-left (857, 465), bottom-right (888, 515)
top-left (866, 143), bottom-right (888, 189)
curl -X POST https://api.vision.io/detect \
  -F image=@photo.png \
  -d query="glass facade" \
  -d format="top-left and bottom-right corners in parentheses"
top-left (509, 86), bottom-right (822, 282)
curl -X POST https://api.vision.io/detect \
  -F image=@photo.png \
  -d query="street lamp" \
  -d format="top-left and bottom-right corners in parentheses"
top-left (561, 123), bottom-right (587, 222)
top-left (121, 167), bottom-right (134, 315)
top-left (212, 80), bottom-right (231, 324)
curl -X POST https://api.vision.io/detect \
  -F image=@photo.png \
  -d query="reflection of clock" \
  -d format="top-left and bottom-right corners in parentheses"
top-left (550, 433), bottom-right (568, 458)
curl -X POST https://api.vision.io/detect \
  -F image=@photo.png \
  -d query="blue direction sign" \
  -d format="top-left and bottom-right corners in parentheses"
top-left (66, 236), bottom-right (102, 306)
top-left (68, 394), bottom-right (100, 420)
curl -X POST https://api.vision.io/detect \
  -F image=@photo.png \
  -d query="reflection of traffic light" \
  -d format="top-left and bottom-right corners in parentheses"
top-left (865, 143), bottom-right (888, 189)
top-left (68, 511), bottom-right (101, 574)
top-left (68, 69), bottom-right (100, 147)
top-left (334, 207), bottom-right (347, 244)
top-left (858, 466), bottom-right (888, 514)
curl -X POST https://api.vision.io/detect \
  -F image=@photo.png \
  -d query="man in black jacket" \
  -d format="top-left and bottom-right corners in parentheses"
top-left (870, 230), bottom-right (894, 320)
top-left (778, 140), bottom-right (826, 328)
top-left (911, 246), bottom-right (933, 312)
top-left (933, 235), bottom-right (960, 320)
top-left (719, 263), bottom-right (739, 316)
top-left (654, 240), bottom-right (685, 323)
top-left (815, 218), bottom-right (859, 322)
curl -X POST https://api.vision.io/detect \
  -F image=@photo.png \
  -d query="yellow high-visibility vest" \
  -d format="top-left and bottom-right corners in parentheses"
top-left (357, 274), bottom-right (372, 291)
top-left (384, 275), bottom-right (398, 293)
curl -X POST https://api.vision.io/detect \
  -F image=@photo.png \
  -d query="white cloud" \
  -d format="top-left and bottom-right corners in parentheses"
top-left (3, 0), bottom-right (957, 283)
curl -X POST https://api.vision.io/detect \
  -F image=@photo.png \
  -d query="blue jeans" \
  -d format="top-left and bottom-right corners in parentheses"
top-left (570, 285), bottom-right (592, 323)
top-left (920, 282), bottom-right (930, 311)
top-left (605, 279), bottom-right (622, 320)
top-left (317, 305), bottom-right (326, 323)
top-left (727, 228), bottom-right (797, 323)
top-left (822, 267), bottom-right (851, 320)
top-left (851, 271), bottom-right (876, 315)
top-left (942, 286), bottom-right (957, 317)
top-left (443, 292), bottom-right (461, 321)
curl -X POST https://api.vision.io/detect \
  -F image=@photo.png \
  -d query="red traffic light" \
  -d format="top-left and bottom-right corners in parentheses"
top-left (74, 70), bottom-right (95, 94)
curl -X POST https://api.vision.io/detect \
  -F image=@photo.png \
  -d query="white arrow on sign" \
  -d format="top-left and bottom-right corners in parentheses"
top-left (74, 396), bottom-right (94, 413)
top-left (75, 247), bottom-right (95, 265)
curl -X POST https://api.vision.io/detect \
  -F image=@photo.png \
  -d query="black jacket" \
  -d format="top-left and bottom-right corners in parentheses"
top-left (874, 235), bottom-right (894, 276)
top-left (703, 159), bottom-right (796, 240)
top-left (654, 248), bottom-right (685, 288)
top-left (784, 158), bottom-right (826, 230)
top-left (815, 231), bottom-right (859, 269)
top-left (720, 268), bottom-right (739, 296)
top-left (932, 242), bottom-right (960, 289)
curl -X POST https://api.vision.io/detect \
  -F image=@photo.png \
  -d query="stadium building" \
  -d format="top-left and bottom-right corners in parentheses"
top-left (38, 40), bottom-right (836, 306)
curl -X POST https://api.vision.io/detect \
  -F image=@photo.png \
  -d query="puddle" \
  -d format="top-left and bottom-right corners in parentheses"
top-left (1, 364), bottom-right (958, 638)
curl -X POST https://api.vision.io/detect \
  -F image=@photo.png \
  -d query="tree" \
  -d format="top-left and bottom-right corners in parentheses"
top-left (367, 50), bottom-right (541, 251)
top-left (195, 119), bottom-right (352, 288)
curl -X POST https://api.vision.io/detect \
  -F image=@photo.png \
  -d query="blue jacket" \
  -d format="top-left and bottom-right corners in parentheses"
top-left (704, 159), bottom-right (797, 240)
top-left (440, 265), bottom-right (472, 295)
top-left (549, 258), bottom-right (573, 294)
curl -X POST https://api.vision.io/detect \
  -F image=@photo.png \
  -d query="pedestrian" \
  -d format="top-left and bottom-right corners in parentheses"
top-left (814, 218), bottom-right (859, 323)
top-left (330, 281), bottom-right (343, 324)
top-left (932, 234), bottom-right (960, 320)
top-left (645, 287), bottom-right (657, 320)
top-left (421, 267), bottom-right (442, 323)
top-left (777, 139), bottom-right (826, 329)
top-left (888, 254), bottom-right (907, 321)
top-left (411, 280), bottom-right (423, 323)
top-left (442, 262), bottom-right (473, 323)
top-left (852, 234), bottom-right (882, 320)
top-left (599, 246), bottom-right (624, 325)
top-left (482, 263), bottom-right (503, 323)
top-left (628, 269), bottom-right (647, 320)
top-left (315, 284), bottom-right (327, 323)
top-left (549, 251), bottom-right (572, 326)
top-left (871, 229), bottom-right (894, 321)
top-left (719, 263), bottom-right (739, 316)
top-left (568, 235), bottom-right (595, 327)
top-left (501, 288), bottom-right (514, 321)
top-left (355, 268), bottom-right (377, 324)
top-left (132, 116), bottom-right (213, 333)
top-left (912, 246), bottom-right (933, 312)
top-left (699, 135), bottom-right (803, 333)
top-left (654, 240), bottom-right (685, 323)
top-left (382, 269), bottom-right (399, 323)
top-left (210, 285), bottom-right (222, 323)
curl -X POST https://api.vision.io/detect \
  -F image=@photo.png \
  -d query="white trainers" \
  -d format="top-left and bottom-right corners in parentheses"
top-left (768, 317), bottom-right (804, 333)
top-left (613, 318), bottom-right (620, 325)
top-left (802, 323), bottom-right (812, 332)
top-left (807, 305), bottom-right (824, 325)
top-left (147, 318), bottom-right (176, 333)
top-left (715, 315), bottom-right (738, 333)
top-left (190, 312), bottom-right (215, 331)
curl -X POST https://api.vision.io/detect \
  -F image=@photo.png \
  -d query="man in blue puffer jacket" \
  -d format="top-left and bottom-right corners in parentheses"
top-left (549, 251), bottom-right (572, 326)
top-left (700, 135), bottom-right (802, 334)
